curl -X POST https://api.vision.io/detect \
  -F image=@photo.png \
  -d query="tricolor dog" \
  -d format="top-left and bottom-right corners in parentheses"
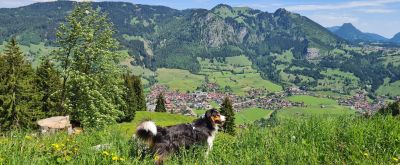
top-left (135, 109), bottom-right (226, 164)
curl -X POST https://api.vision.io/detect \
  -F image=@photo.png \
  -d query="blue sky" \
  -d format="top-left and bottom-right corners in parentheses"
top-left (1, 0), bottom-right (399, 38)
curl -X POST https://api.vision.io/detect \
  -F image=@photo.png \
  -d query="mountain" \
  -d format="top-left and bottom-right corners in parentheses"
top-left (1, 1), bottom-right (399, 95)
top-left (0, 1), bottom-right (343, 72)
top-left (390, 32), bottom-right (400, 43)
top-left (328, 23), bottom-right (388, 43)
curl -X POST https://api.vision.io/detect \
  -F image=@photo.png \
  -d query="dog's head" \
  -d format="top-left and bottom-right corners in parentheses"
top-left (205, 108), bottom-right (226, 126)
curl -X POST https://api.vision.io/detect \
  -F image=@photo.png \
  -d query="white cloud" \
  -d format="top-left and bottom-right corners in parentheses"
top-left (307, 14), bottom-right (360, 27)
top-left (358, 8), bottom-right (395, 13)
top-left (285, 0), bottom-right (400, 11)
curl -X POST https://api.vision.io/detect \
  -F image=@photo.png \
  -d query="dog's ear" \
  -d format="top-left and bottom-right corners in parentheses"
top-left (205, 110), bottom-right (212, 119)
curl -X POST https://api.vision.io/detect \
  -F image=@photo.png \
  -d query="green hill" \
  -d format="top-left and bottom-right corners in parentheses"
top-left (0, 1), bottom-right (400, 96)
top-left (1, 112), bottom-right (399, 164)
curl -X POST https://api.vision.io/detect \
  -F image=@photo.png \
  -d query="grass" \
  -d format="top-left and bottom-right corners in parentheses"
top-left (198, 57), bottom-right (282, 95)
top-left (1, 114), bottom-right (399, 164)
top-left (194, 107), bottom-right (274, 124)
top-left (281, 95), bottom-right (355, 118)
top-left (376, 78), bottom-right (400, 97)
top-left (118, 111), bottom-right (195, 137)
top-left (314, 69), bottom-right (360, 92)
top-left (235, 108), bottom-right (273, 124)
top-left (156, 68), bottom-right (204, 92)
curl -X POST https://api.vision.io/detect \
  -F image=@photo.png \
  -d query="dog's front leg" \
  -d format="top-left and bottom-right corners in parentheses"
top-left (205, 135), bottom-right (214, 157)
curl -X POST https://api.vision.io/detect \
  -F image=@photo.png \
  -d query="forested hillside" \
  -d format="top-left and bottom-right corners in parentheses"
top-left (1, 1), bottom-right (400, 96)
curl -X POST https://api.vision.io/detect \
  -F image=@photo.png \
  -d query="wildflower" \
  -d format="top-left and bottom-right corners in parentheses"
top-left (363, 153), bottom-right (369, 157)
top-left (52, 143), bottom-right (61, 151)
top-left (24, 135), bottom-right (33, 140)
top-left (393, 157), bottom-right (399, 162)
top-left (112, 156), bottom-right (119, 161)
top-left (102, 151), bottom-right (110, 157)
top-left (291, 135), bottom-right (296, 141)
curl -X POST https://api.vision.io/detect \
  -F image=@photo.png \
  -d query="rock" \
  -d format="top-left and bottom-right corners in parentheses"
top-left (37, 116), bottom-right (72, 135)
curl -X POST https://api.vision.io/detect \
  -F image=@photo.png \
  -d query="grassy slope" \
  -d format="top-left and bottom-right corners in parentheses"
top-left (194, 108), bottom-right (274, 124)
top-left (118, 111), bottom-right (195, 137)
top-left (1, 114), bottom-right (399, 164)
top-left (376, 78), bottom-right (400, 97)
top-left (199, 56), bottom-right (282, 95)
top-left (234, 108), bottom-right (273, 124)
top-left (156, 68), bottom-right (204, 92)
top-left (280, 95), bottom-right (354, 118)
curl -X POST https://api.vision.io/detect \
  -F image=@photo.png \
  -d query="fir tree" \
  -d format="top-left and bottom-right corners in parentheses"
top-left (35, 57), bottom-right (61, 117)
top-left (133, 76), bottom-right (146, 111)
top-left (119, 74), bottom-right (138, 122)
top-left (53, 2), bottom-right (126, 128)
top-left (155, 93), bottom-right (166, 112)
top-left (0, 38), bottom-right (39, 130)
top-left (378, 100), bottom-right (400, 116)
top-left (220, 96), bottom-right (235, 135)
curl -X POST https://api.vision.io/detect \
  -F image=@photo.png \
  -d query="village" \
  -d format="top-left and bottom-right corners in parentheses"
top-left (146, 83), bottom-right (398, 116)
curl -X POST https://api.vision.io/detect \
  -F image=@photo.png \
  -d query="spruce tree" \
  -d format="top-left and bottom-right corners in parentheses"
top-left (220, 96), bottom-right (236, 135)
top-left (53, 2), bottom-right (125, 128)
top-left (35, 57), bottom-right (61, 117)
top-left (0, 38), bottom-right (39, 130)
top-left (155, 93), bottom-right (166, 112)
top-left (120, 74), bottom-right (138, 122)
top-left (133, 76), bottom-right (146, 111)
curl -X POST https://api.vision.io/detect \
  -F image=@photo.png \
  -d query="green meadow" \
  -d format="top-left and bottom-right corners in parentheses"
top-left (281, 95), bottom-right (354, 118)
top-left (194, 107), bottom-right (274, 124)
top-left (198, 56), bottom-right (282, 95)
top-left (1, 111), bottom-right (399, 164)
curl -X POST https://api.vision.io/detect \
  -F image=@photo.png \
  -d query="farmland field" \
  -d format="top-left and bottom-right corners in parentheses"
top-left (198, 56), bottom-right (282, 95)
top-left (156, 68), bottom-right (205, 92)
top-left (235, 108), bottom-right (274, 124)
top-left (280, 95), bottom-right (354, 118)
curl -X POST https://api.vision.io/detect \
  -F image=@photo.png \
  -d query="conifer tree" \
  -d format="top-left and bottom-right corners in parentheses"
top-left (0, 38), bottom-right (39, 130)
top-left (220, 96), bottom-right (235, 135)
top-left (120, 74), bottom-right (138, 122)
top-left (53, 2), bottom-right (125, 128)
top-left (133, 76), bottom-right (146, 111)
top-left (155, 93), bottom-right (166, 112)
top-left (35, 57), bottom-right (61, 117)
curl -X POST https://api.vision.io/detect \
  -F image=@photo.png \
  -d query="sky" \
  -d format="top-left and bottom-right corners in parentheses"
top-left (0, 0), bottom-right (399, 38)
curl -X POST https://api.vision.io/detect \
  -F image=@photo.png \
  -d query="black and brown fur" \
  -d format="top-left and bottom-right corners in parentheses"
top-left (135, 109), bottom-right (225, 165)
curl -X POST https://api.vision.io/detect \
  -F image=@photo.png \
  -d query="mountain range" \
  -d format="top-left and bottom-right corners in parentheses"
top-left (328, 23), bottom-right (400, 44)
top-left (0, 1), bottom-right (399, 96)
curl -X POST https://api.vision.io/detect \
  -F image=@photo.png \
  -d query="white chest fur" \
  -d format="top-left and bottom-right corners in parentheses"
top-left (206, 126), bottom-right (218, 156)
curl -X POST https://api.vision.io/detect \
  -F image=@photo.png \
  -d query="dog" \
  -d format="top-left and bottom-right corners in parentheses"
top-left (135, 108), bottom-right (226, 164)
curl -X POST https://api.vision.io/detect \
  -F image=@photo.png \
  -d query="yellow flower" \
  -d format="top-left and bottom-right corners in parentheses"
top-left (112, 156), bottom-right (119, 161)
top-left (393, 157), bottom-right (399, 162)
top-left (102, 151), bottom-right (110, 157)
top-left (119, 157), bottom-right (125, 161)
top-left (52, 143), bottom-right (61, 151)
top-left (363, 153), bottom-right (369, 157)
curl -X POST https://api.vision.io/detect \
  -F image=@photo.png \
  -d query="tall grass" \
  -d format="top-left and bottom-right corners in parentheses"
top-left (1, 115), bottom-right (399, 164)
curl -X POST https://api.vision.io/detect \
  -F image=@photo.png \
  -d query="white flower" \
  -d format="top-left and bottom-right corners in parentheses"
top-left (291, 135), bottom-right (296, 141)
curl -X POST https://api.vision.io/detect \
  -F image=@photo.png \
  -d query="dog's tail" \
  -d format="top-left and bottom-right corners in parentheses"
top-left (135, 121), bottom-right (157, 144)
